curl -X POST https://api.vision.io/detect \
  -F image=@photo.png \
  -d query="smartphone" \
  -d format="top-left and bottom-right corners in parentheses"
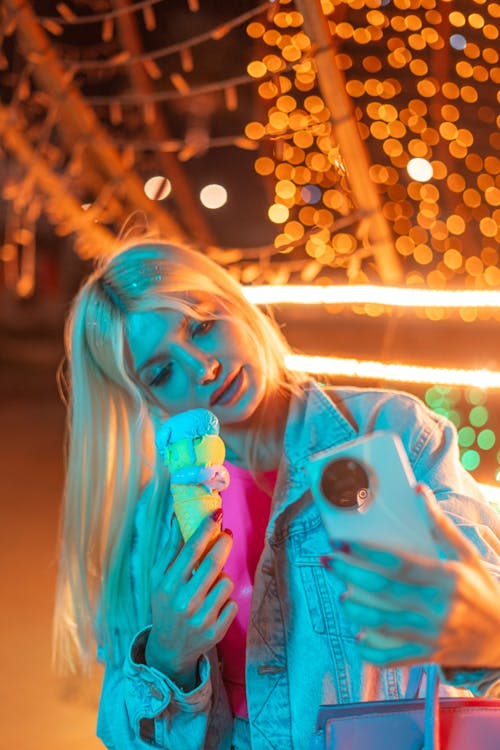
top-left (307, 431), bottom-right (440, 561)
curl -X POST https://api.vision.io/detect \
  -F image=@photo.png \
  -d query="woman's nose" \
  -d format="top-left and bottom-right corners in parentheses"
top-left (197, 357), bottom-right (221, 384)
top-left (172, 342), bottom-right (221, 383)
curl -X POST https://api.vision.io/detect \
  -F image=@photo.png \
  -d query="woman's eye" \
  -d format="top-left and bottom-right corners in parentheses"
top-left (193, 319), bottom-right (215, 337)
top-left (149, 365), bottom-right (171, 388)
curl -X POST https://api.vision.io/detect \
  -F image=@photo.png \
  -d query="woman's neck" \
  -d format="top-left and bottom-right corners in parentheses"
top-left (222, 388), bottom-right (291, 472)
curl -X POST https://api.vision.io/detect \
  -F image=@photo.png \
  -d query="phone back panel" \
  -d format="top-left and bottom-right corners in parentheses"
top-left (308, 431), bottom-right (439, 560)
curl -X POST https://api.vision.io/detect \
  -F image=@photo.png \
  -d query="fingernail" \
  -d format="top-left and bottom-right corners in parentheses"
top-left (329, 540), bottom-right (351, 554)
top-left (212, 508), bottom-right (223, 523)
top-left (224, 528), bottom-right (233, 538)
top-left (319, 555), bottom-right (334, 570)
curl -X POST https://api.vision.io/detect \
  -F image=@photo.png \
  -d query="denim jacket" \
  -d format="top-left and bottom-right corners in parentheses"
top-left (96, 382), bottom-right (500, 749)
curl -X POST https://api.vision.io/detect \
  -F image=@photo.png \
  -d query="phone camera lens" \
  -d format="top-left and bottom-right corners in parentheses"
top-left (320, 458), bottom-right (370, 509)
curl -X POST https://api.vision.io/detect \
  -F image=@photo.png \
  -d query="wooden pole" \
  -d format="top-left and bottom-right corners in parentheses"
top-left (113, 0), bottom-right (216, 244)
top-left (294, 0), bottom-right (402, 283)
top-left (0, 103), bottom-right (116, 257)
top-left (6, 0), bottom-right (186, 246)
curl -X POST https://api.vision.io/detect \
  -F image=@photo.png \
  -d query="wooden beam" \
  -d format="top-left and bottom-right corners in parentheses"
top-left (0, 102), bottom-right (116, 257)
top-left (113, 0), bottom-right (215, 244)
top-left (294, 0), bottom-right (402, 283)
top-left (6, 0), bottom-right (186, 247)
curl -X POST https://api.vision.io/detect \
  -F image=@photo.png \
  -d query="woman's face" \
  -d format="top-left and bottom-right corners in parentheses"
top-left (125, 301), bottom-right (267, 428)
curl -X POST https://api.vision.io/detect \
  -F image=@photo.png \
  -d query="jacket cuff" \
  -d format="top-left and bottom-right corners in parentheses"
top-left (124, 625), bottom-right (212, 742)
top-left (439, 666), bottom-right (500, 697)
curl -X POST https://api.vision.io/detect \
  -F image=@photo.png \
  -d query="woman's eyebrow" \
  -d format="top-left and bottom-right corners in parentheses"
top-left (136, 316), bottom-right (188, 374)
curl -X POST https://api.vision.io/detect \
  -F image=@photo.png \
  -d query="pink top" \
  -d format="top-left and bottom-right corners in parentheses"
top-left (217, 461), bottom-right (276, 718)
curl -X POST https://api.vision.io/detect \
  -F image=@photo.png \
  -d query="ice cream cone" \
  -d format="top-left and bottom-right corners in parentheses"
top-left (156, 410), bottom-right (229, 541)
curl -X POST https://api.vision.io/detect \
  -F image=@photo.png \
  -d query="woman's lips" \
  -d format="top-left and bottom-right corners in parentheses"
top-left (210, 367), bottom-right (244, 406)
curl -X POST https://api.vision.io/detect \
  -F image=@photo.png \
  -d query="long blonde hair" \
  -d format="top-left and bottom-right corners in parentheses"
top-left (52, 239), bottom-right (307, 675)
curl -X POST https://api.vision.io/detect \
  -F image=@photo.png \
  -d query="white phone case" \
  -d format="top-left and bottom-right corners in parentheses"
top-left (308, 431), bottom-right (440, 560)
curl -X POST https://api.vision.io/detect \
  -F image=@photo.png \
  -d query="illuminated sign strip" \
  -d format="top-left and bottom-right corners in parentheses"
top-left (285, 354), bottom-right (500, 390)
top-left (479, 483), bottom-right (500, 510)
top-left (285, 354), bottom-right (500, 509)
top-left (243, 285), bottom-right (500, 309)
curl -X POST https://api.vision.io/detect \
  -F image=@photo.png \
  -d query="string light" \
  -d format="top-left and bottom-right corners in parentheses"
top-left (61, 3), bottom-right (273, 70)
top-left (248, 0), bottom-right (500, 295)
top-left (144, 176), bottom-right (172, 200)
top-left (200, 183), bottom-right (228, 209)
top-left (243, 285), bottom-right (500, 309)
top-left (285, 355), bottom-right (500, 390)
top-left (407, 158), bottom-right (433, 182)
top-left (35, 0), bottom-right (171, 25)
top-left (94, 133), bottom-right (259, 155)
top-left (84, 70), bottom-right (282, 106)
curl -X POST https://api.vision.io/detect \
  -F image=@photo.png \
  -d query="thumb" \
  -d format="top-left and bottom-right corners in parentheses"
top-left (416, 483), bottom-right (478, 563)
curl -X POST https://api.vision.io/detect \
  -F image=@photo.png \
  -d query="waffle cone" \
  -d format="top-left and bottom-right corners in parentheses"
top-left (173, 492), bottom-right (222, 541)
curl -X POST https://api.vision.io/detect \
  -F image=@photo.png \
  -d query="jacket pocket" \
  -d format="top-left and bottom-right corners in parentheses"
top-left (292, 524), bottom-right (358, 639)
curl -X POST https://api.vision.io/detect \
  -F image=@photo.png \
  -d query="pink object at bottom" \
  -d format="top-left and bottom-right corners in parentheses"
top-left (217, 461), bottom-right (276, 719)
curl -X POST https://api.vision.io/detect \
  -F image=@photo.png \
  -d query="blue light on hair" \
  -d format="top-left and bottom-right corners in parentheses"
top-left (98, 277), bottom-right (127, 313)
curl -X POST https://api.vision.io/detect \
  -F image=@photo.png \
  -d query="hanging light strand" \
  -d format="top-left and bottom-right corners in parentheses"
top-left (34, 0), bottom-right (166, 26)
top-left (61, 2), bottom-right (274, 70)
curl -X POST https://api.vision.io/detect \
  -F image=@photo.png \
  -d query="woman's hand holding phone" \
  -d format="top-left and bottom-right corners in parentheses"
top-left (145, 512), bottom-right (237, 691)
top-left (321, 484), bottom-right (500, 670)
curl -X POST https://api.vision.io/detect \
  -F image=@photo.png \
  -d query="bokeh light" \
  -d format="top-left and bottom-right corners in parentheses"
top-left (144, 176), bottom-right (172, 201)
top-left (407, 158), bottom-right (434, 182)
top-left (199, 183), bottom-right (228, 209)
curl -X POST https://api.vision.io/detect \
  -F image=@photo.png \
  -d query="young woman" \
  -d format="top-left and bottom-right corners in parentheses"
top-left (53, 239), bottom-right (500, 749)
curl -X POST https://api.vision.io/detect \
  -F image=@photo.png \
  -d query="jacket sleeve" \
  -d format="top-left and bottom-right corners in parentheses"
top-left (377, 393), bottom-right (500, 697)
top-left (96, 628), bottom-right (234, 749)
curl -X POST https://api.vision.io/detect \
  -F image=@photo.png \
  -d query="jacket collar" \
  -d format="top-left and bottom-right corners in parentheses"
top-left (267, 380), bottom-right (358, 539)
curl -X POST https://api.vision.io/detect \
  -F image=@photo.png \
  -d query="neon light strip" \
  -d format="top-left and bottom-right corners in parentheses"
top-left (285, 354), bottom-right (500, 509)
top-left (285, 354), bottom-right (500, 390)
top-left (244, 285), bottom-right (500, 309)
top-left (479, 483), bottom-right (500, 510)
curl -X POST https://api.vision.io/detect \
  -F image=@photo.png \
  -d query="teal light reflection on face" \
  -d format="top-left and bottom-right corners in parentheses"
top-left (125, 307), bottom-right (267, 428)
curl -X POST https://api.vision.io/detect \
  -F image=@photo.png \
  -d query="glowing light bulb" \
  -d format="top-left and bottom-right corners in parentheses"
top-left (144, 176), bottom-right (172, 200)
top-left (407, 158), bottom-right (434, 182)
top-left (200, 184), bottom-right (228, 209)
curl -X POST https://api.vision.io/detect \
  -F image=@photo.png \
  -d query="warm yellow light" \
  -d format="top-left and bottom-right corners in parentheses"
top-left (249, 0), bottom-right (497, 299)
top-left (284, 354), bottom-right (500, 390)
top-left (478, 483), bottom-right (500, 511)
top-left (144, 176), bottom-right (172, 200)
top-left (199, 184), bottom-right (227, 209)
top-left (242, 285), bottom-right (500, 309)
top-left (268, 203), bottom-right (289, 223)
top-left (407, 158), bottom-right (434, 182)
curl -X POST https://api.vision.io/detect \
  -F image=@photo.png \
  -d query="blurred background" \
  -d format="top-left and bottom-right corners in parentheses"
top-left (0, 0), bottom-right (499, 747)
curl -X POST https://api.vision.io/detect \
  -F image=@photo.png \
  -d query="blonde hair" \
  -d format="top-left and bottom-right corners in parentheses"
top-left (53, 239), bottom-right (307, 675)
